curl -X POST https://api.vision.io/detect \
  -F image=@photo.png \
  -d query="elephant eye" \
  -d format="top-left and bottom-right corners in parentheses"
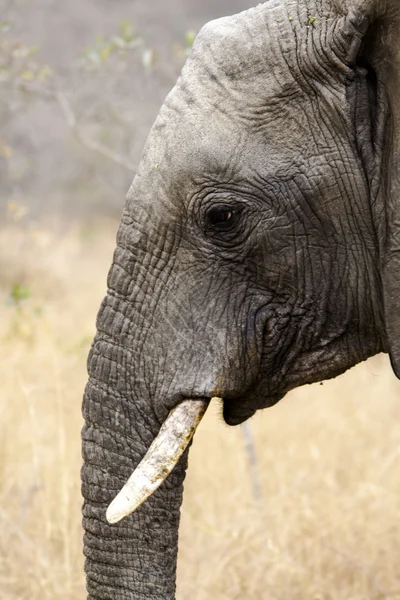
top-left (206, 205), bottom-right (236, 229)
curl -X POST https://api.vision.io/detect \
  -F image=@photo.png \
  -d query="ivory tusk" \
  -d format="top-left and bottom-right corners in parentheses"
top-left (106, 398), bottom-right (212, 524)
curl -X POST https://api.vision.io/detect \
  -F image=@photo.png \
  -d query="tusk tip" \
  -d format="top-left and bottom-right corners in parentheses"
top-left (106, 509), bottom-right (121, 525)
top-left (106, 496), bottom-right (136, 524)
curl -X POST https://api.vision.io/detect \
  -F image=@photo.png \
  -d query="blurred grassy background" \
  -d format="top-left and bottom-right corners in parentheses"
top-left (1, 1), bottom-right (400, 599)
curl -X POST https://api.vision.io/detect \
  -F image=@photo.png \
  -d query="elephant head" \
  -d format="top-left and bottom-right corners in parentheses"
top-left (82, 0), bottom-right (400, 598)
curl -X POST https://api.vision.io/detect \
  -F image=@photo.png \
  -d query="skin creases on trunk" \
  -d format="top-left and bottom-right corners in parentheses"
top-left (81, 377), bottom-right (188, 600)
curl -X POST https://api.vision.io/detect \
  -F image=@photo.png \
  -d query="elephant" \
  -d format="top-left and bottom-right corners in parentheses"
top-left (81, 0), bottom-right (400, 598)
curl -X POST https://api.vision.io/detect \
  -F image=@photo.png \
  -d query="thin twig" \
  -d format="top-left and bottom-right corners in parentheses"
top-left (19, 81), bottom-right (137, 173)
top-left (240, 421), bottom-right (262, 502)
top-left (53, 90), bottom-right (136, 172)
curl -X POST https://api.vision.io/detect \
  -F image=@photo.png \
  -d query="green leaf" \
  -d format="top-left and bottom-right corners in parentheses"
top-left (20, 69), bottom-right (35, 80)
top-left (185, 30), bottom-right (196, 48)
top-left (119, 19), bottom-right (135, 43)
top-left (10, 284), bottom-right (31, 304)
top-left (100, 44), bottom-right (113, 61)
top-left (27, 45), bottom-right (39, 56)
top-left (0, 21), bottom-right (11, 33)
top-left (37, 65), bottom-right (52, 80)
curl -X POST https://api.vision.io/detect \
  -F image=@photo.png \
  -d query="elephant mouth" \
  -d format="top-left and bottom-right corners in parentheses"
top-left (222, 398), bottom-right (257, 426)
top-left (222, 382), bottom-right (285, 426)
top-left (106, 397), bottom-right (212, 524)
top-left (106, 349), bottom-right (285, 524)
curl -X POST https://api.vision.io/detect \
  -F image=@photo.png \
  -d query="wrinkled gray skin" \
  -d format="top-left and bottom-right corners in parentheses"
top-left (82, 0), bottom-right (400, 598)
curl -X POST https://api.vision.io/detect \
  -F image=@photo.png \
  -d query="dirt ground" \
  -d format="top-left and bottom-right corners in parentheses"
top-left (1, 1), bottom-right (400, 599)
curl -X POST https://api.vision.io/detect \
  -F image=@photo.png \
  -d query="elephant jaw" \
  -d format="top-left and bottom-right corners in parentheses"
top-left (106, 398), bottom-right (212, 524)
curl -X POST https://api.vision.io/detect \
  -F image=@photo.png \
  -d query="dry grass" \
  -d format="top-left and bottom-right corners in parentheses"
top-left (1, 220), bottom-right (400, 600)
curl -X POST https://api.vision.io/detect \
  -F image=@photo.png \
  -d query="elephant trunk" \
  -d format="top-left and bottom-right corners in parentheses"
top-left (81, 371), bottom-right (188, 600)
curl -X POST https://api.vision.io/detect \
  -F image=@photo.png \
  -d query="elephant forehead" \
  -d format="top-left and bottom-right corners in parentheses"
top-left (189, 4), bottom-right (301, 87)
top-left (136, 12), bottom-right (349, 180)
top-left (140, 95), bottom-right (327, 189)
top-left (179, 8), bottom-right (303, 119)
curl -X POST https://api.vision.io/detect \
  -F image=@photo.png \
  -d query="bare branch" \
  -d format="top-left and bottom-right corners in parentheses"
top-left (53, 90), bottom-right (136, 173)
top-left (18, 81), bottom-right (137, 173)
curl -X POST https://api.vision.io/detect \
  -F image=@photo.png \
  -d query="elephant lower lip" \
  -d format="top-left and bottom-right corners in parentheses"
top-left (224, 413), bottom-right (252, 426)
top-left (223, 392), bottom-right (285, 425)
top-left (223, 402), bottom-right (256, 426)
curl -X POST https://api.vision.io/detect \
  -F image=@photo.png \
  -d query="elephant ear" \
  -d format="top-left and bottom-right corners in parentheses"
top-left (366, 3), bottom-right (400, 377)
top-left (334, 0), bottom-right (400, 376)
top-left (377, 9), bottom-right (400, 378)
